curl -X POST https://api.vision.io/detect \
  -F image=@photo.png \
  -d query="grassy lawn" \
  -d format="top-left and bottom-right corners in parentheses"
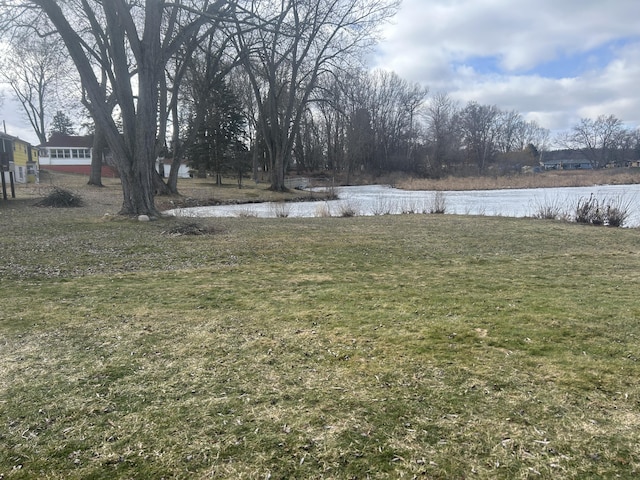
top-left (1, 178), bottom-right (640, 478)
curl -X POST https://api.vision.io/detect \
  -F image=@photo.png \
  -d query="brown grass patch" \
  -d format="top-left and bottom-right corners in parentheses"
top-left (399, 168), bottom-right (640, 191)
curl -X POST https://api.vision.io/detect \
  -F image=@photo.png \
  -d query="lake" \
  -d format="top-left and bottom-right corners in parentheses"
top-left (166, 184), bottom-right (640, 227)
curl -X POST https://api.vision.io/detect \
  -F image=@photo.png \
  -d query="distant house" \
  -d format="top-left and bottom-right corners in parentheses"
top-left (37, 133), bottom-right (118, 177)
top-left (542, 158), bottom-right (593, 170)
top-left (0, 132), bottom-right (39, 183)
top-left (156, 156), bottom-right (192, 179)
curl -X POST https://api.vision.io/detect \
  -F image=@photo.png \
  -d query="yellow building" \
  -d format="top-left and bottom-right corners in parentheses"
top-left (0, 132), bottom-right (39, 183)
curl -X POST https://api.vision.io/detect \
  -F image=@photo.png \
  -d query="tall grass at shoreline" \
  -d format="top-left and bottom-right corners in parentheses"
top-left (399, 168), bottom-right (640, 191)
top-left (529, 192), bottom-right (636, 227)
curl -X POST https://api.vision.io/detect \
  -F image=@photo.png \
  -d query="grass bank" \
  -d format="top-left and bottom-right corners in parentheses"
top-left (397, 168), bottom-right (640, 191)
top-left (1, 176), bottom-right (640, 478)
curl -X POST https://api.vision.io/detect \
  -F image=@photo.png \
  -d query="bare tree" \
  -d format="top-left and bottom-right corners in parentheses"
top-left (495, 110), bottom-right (525, 154)
top-left (346, 107), bottom-right (374, 181)
top-left (562, 114), bottom-right (628, 168)
top-left (227, 68), bottom-right (263, 182)
top-left (423, 91), bottom-right (461, 175)
top-left (457, 101), bottom-right (501, 173)
top-left (314, 75), bottom-right (348, 175)
top-left (0, 34), bottom-right (69, 144)
top-left (495, 111), bottom-right (549, 155)
top-left (230, 0), bottom-right (399, 191)
top-left (365, 69), bottom-right (427, 172)
top-left (1, 0), bottom-right (231, 216)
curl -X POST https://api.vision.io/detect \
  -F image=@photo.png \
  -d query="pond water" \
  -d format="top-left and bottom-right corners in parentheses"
top-left (165, 184), bottom-right (640, 227)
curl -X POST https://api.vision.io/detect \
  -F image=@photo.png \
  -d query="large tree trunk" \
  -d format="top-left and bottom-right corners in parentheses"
top-left (33, 0), bottom-right (161, 217)
top-left (166, 160), bottom-right (181, 194)
top-left (153, 171), bottom-right (173, 195)
top-left (87, 126), bottom-right (105, 187)
top-left (270, 152), bottom-right (287, 191)
top-left (118, 150), bottom-right (157, 216)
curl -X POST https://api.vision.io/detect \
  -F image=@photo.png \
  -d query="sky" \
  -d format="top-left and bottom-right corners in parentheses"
top-left (2, 0), bottom-right (640, 146)
top-left (371, 0), bottom-right (640, 139)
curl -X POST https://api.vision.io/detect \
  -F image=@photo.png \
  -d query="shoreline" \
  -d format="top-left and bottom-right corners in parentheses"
top-left (394, 168), bottom-right (640, 192)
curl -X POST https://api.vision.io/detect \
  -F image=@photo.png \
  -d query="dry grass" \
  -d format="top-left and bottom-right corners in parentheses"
top-left (2, 172), bottom-right (640, 478)
top-left (399, 168), bottom-right (640, 191)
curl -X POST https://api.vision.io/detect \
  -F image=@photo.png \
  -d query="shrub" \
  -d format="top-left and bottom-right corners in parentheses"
top-left (35, 187), bottom-right (84, 208)
top-left (429, 191), bottom-right (447, 214)
top-left (574, 193), bottom-right (632, 227)
top-left (338, 201), bottom-right (358, 217)
top-left (604, 195), bottom-right (633, 227)
top-left (575, 194), bottom-right (601, 225)
top-left (236, 208), bottom-right (258, 218)
top-left (324, 185), bottom-right (339, 201)
top-left (271, 202), bottom-right (290, 218)
top-left (371, 195), bottom-right (393, 216)
top-left (531, 196), bottom-right (568, 221)
top-left (315, 203), bottom-right (332, 217)
top-left (400, 199), bottom-right (419, 214)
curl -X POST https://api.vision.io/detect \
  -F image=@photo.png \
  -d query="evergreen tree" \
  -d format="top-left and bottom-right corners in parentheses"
top-left (186, 79), bottom-right (247, 184)
top-left (49, 110), bottom-right (76, 136)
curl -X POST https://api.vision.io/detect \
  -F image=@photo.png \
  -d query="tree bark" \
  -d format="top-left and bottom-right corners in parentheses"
top-left (87, 126), bottom-right (105, 186)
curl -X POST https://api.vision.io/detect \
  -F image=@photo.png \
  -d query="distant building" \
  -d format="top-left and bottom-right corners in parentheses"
top-left (156, 156), bottom-right (192, 179)
top-left (0, 132), bottom-right (39, 183)
top-left (541, 158), bottom-right (593, 170)
top-left (37, 133), bottom-right (118, 177)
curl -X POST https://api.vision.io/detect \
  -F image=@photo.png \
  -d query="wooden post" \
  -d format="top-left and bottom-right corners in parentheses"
top-left (9, 171), bottom-right (15, 198)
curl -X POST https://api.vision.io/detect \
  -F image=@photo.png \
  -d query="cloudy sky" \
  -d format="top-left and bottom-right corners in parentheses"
top-left (372, 0), bottom-right (640, 137)
top-left (2, 0), bottom-right (639, 145)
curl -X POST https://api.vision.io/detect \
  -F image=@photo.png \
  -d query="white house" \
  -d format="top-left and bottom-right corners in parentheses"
top-left (37, 133), bottom-right (118, 177)
top-left (156, 156), bottom-right (192, 179)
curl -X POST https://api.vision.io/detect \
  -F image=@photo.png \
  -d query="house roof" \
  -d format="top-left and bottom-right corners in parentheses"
top-left (0, 132), bottom-right (31, 144)
top-left (543, 158), bottom-right (590, 165)
top-left (39, 133), bottom-right (93, 148)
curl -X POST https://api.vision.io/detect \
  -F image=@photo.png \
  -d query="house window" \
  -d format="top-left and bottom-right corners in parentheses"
top-left (64, 149), bottom-right (71, 158)
top-left (72, 149), bottom-right (79, 158)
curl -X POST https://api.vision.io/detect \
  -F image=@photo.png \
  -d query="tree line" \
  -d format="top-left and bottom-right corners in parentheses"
top-left (1, 0), bottom-right (402, 215)
top-left (1, 1), bottom-right (639, 216)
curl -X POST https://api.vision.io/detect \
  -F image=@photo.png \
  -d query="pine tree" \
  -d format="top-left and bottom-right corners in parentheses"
top-left (49, 110), bottom-right (76, 136)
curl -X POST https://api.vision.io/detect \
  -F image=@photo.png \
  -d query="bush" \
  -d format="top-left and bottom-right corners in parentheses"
top-left (605, 196), bottom-right (633, 227)
top-left (235, 208), bottom-right (258, 218)
top-left (271, 202), bottom-right (290, 218)
top-left (315, 203), bottom-right (332, 217)
top-left (531, 196), bottom-right (568, 221)
top-left (574, 194), bottom-right (632, 227)
top-left (400, 199), bottom-right (419, 214)
top-left (575, 194), bottom-right (600, 225)
top-left (371, 195), bottom-right (394, 216)
top-left (338, 201), bottom-right (358, 217)
top-left (429, 191), bottom-right (447, 214)
top-left (35, 187), bottom-right (84, 208)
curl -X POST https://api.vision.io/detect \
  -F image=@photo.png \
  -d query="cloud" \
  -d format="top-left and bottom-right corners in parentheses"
top-left (373, 0), bottom-right (640, 132)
